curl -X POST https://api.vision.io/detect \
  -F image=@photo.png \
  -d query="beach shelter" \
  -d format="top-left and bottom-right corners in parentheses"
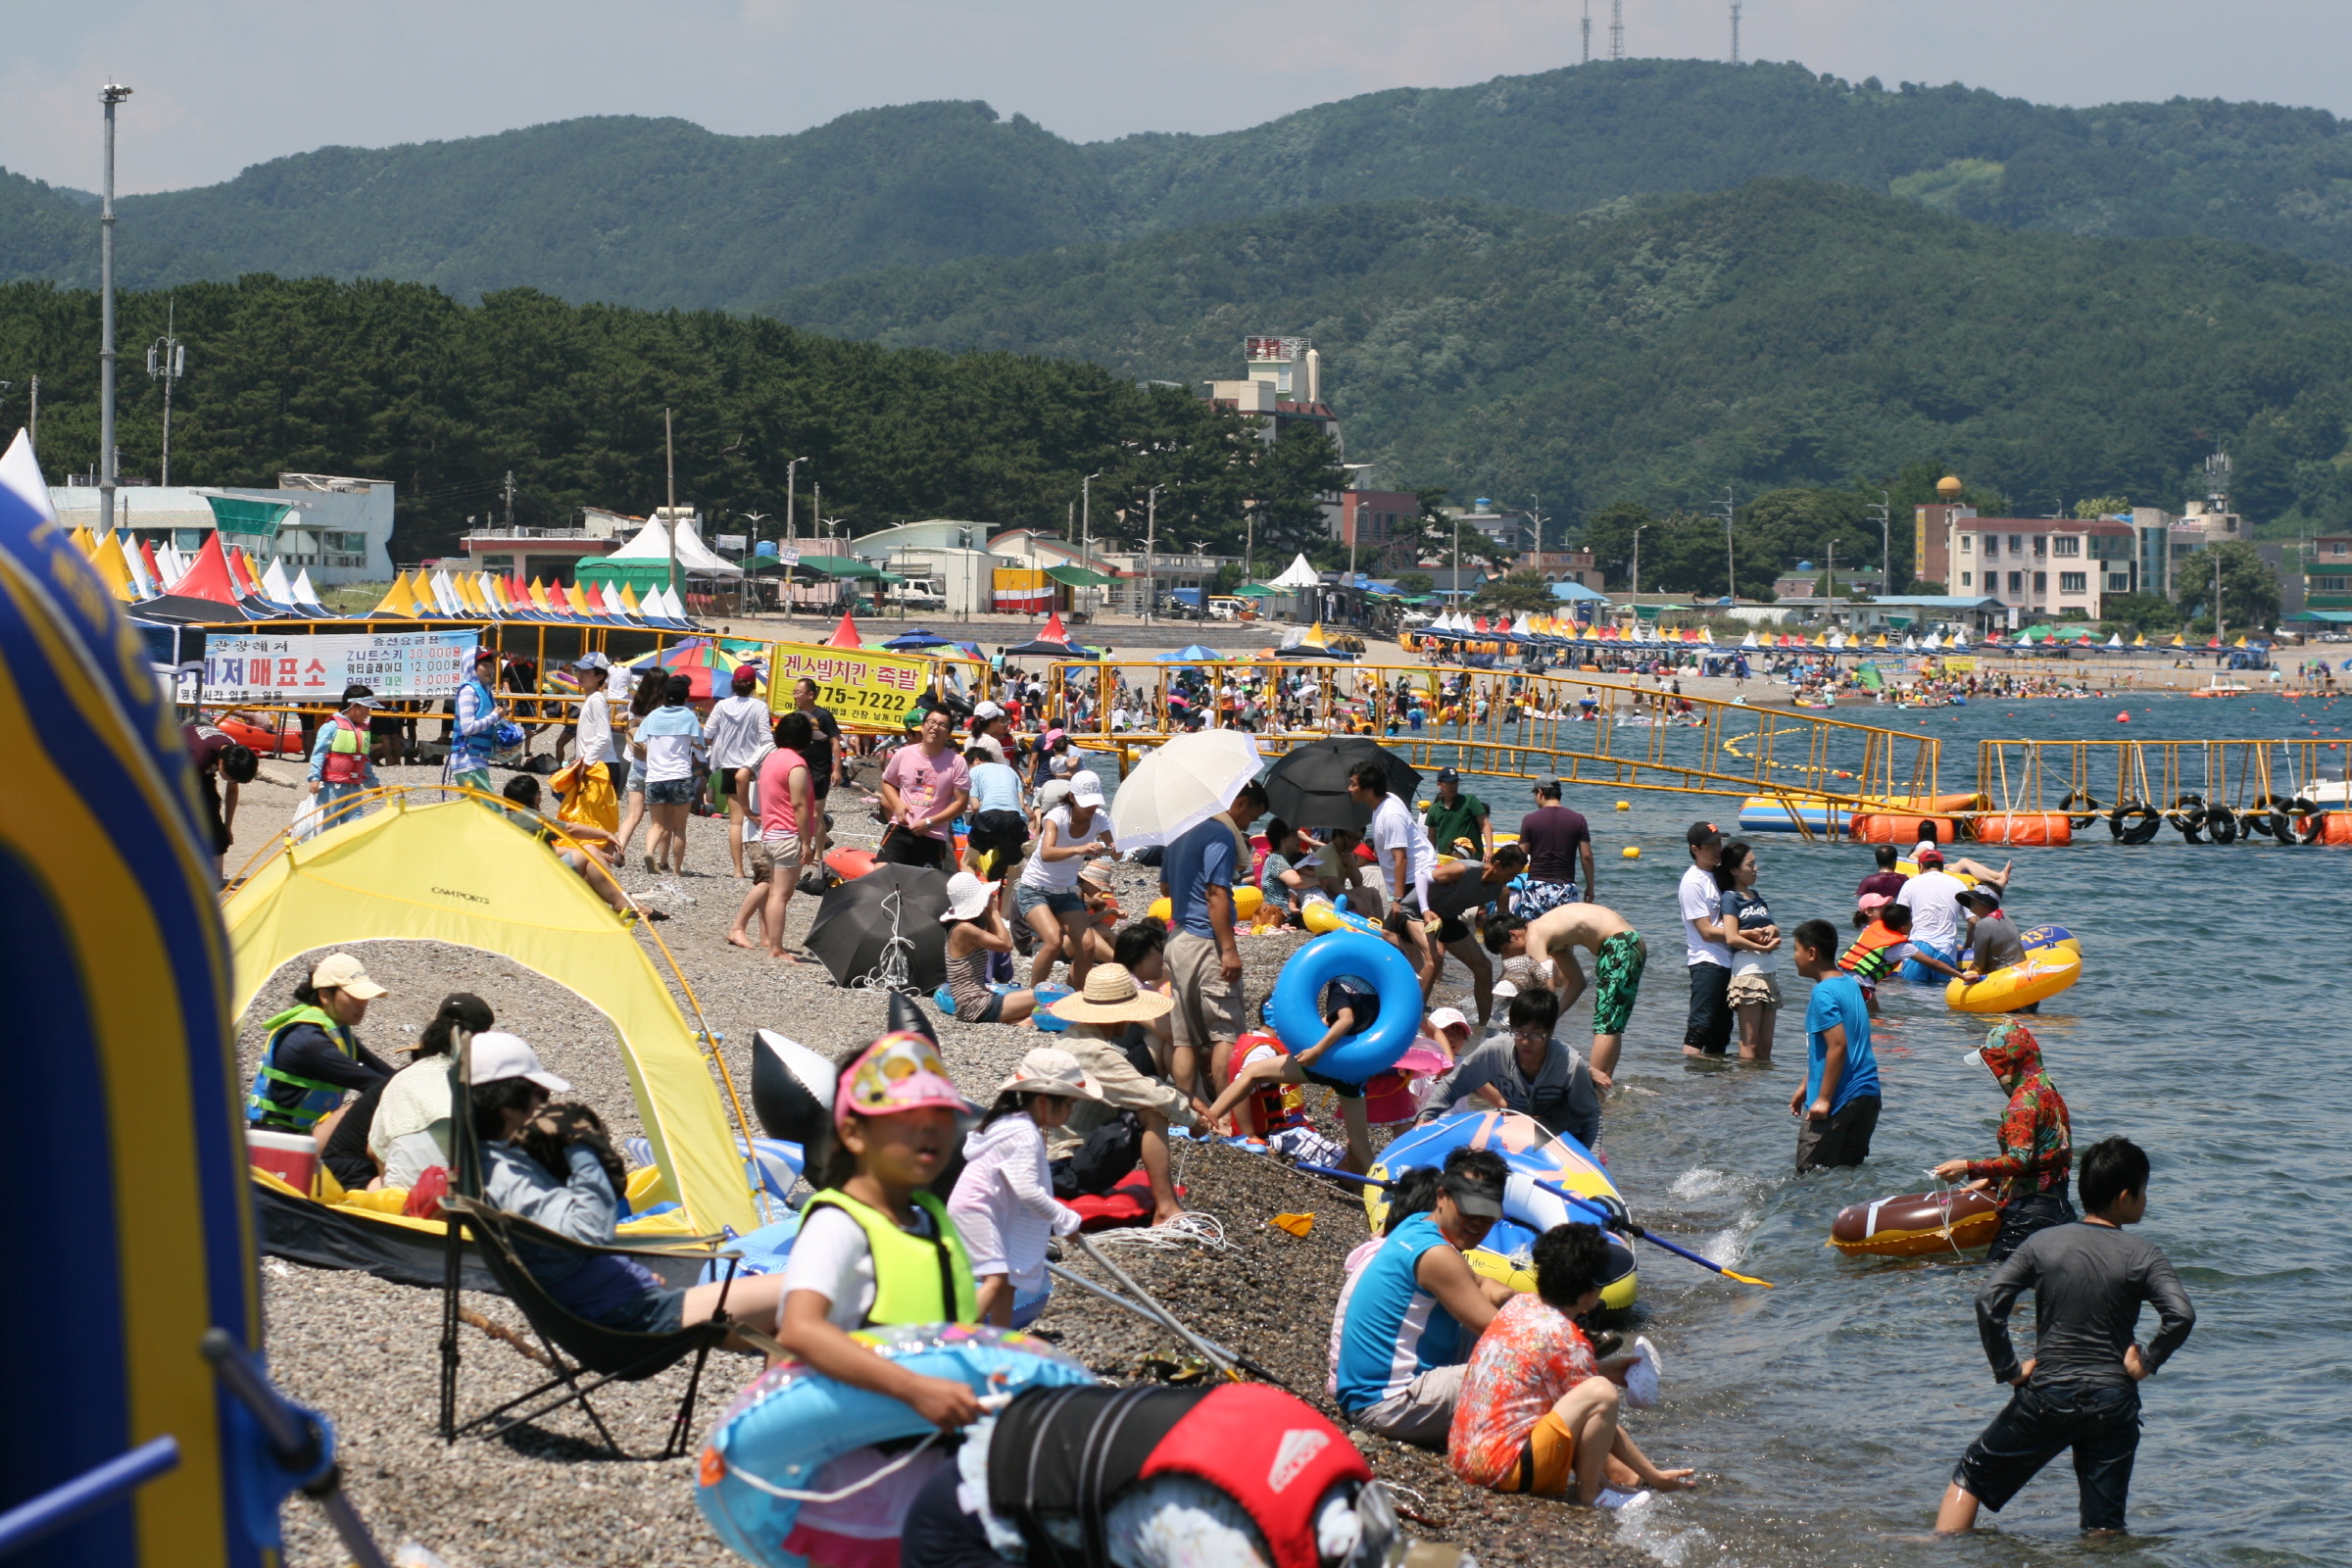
top-left (224, 796), bottom-right (760, 1236)
top-left (259, 558), bottom-right (295, 606)
top-left (826, 609), bottom-right (865, 649)
top-left (367, 571), bottom-right (423, 618)
top-left (289, 567), bottom-right (329, 615)
top-left (89, 529), bottom-right (137, 599)
top-left (1267, 553), bottom-right (1322, 591)
top-left (1, 425), bottom-right (354, 1565)
top-left (130, 531), bottom-right (281, 622)
top-left (2132, 632), bottom-right (2147, 647)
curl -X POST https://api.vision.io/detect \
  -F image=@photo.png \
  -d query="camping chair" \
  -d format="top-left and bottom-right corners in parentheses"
top-left (436, 1196), bottom-right (771, 1459)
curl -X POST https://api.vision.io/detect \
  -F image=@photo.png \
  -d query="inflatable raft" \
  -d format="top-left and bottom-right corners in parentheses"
top-left (1946, 947), bottom-right (2082, 1013)
top-left (1829, 1188), bottom-right (2001, 1258)
top-left (1366, 1110), bottom-right (1638, 1310)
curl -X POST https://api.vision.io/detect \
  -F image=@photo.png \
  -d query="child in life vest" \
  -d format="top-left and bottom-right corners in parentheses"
top-left (1200, 984), bottom-right (1381, 1174)
top-left (772, 1031), bottom-right (983, 1568)
top-left (949, 1047), bottom-right (1102, 1327)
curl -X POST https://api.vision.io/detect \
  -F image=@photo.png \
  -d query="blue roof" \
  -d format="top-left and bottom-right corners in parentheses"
top-left (1866, 595), bottom-right (2002, 609)
top-left (1550, 580), bottom-right (1611, 603)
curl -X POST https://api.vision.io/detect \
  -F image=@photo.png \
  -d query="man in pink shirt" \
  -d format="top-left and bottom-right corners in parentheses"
top-left (878, 706), bottom-right (971, 871)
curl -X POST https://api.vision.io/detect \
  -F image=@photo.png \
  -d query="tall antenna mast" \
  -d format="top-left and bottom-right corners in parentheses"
top-left (1609, 0), bottom-right (1625, 61)
top-left (1730, 1), bottom-right (1741, 65)
top-left (1582, 0), bottom-right (1592, 64)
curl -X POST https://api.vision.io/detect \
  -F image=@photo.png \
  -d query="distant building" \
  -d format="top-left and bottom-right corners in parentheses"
top-left (2306, 534), bottom-right (2352, 612)
top-left (1938, 514), bottom-right (2137, 622)
top-left (52, 472), bottom-right (395, 584)
top-left (1772, 563), bottom-right (1884, 601)
top-left (1517, 548), bottom-right (1604, 592)
top-left (1440, 502), bottom-right (1540, 557)
top-left (463, 505), bottom-right (631, 585)
top-left (1325, 488), bottom-right (1422, 555)
top-left (1206, 336), bottom-right (1343, 455)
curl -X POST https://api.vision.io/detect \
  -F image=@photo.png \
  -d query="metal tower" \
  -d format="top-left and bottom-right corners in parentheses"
top-left (1610, 0), bottom-right (1624, 60)
top-left (1582, 0), bottom-right (1592, 64)
top-left (1730, 1), bottom-right (1741, 64)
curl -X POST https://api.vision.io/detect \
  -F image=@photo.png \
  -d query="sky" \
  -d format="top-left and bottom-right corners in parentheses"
top-left (10, 0), bottom-right (2352, 194)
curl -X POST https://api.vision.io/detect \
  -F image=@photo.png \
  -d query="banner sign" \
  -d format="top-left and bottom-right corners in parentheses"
top-left (201, 630), bottom-right (477, 705)
top-left (765, 639), bottom-right (935, 730)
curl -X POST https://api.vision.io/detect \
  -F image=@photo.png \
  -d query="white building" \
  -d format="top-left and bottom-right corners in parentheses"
top-left (51, 471), bottom-right (395, 583)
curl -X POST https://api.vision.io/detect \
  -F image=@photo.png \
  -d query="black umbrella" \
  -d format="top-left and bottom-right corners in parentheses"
top-left (803, 862), bottom-right (953, 993)
top-left (1004, 637), bottom-right (1089, 658)
top-left (1261, 737), bottom-right (1420, 833)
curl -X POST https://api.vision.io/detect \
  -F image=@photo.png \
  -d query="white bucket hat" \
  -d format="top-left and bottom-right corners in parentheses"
top-left (995, 1046), bottom-right (1104, 1102)
top-left (940, 870), bottom-right (1000, 922)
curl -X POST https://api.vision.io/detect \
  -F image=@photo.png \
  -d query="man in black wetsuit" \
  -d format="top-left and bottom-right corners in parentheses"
top-left (1936, 1136), bottom-right (2196, 1537)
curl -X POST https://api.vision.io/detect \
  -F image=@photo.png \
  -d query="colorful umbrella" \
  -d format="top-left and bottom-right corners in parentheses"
top-left (629, 637), bottom-right (765, 700)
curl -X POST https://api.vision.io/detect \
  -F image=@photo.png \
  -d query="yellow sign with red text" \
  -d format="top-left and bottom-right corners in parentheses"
top-left (765, 640), bottom-right (937, 730)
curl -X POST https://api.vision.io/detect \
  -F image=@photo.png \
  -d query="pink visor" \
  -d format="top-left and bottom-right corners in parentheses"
top-left (834, 1031), bottom-right (967, 1122)
top-left (1858, 893), bottom-right (1891, 912)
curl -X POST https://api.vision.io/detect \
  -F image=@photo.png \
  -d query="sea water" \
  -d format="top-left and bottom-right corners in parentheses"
top-left (1452, 690), bottom-right (2352, 1567)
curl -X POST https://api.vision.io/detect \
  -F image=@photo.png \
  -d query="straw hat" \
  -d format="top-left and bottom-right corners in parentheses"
top-left (1050, 963), bottom-right (1173, 1025)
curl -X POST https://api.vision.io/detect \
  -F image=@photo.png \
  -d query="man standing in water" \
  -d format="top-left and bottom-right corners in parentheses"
top-left (1937, 1137), bottom-right (2195, 1537)
top-left (1679, 823), bottom-right (1735, 1055)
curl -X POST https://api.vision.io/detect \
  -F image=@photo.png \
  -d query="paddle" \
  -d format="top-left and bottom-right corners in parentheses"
top-left (1296, 1162), bottom-right (1774, 1289)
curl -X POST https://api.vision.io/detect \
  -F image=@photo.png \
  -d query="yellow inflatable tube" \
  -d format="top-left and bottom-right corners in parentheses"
top-left (1299, 897), bottom-right (1383, 937)
top-left (1147, 884), bottom-right (1263, 924)
top-left (1946, 948), bottom-right (2082, 1013)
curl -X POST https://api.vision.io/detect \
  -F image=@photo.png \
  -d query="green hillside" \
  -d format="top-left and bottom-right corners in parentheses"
top-left (768, 179), bottom-right (2352, 550)
top-left (17, 61), bottom-right (2352, 308)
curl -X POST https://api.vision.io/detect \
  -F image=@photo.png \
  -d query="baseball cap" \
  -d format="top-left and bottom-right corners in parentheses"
top-left (1427, 1005), bottom-right (1471, 1036)
top-left (469, 1030), bottom-right (570, 1093)
top-left (309, 952), bottom-right (387, 1000)
top-left (1916, 842), bottom-right (1946, 863)
top-left (835, 1031), bottom-right (966, 1122)
top-left (1686, 821), bottom-right (1723, 848)
top-left (1490, 979), bottom-right (1520, 1001)
top-left (1441, 1162), bottom-right (1505, 1219)
top-left (1046, 728), bottom-right (1067, 746)
top-left (1436, 766), bottom-right (1460, 784)
top-left (1038, 779), bottom-right (1073, 808)
top-left (471, 646), bottom-right (498, 664)
top-left (572, 651), bottom-right (611, 671)
top-left (973, 700), bottom-right (1004, 720)
top-left (1069, 770), bottom-right (1104, 806)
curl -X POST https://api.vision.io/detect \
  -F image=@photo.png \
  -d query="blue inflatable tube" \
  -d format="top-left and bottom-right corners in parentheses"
top-left (1264, 930), bottom-right (1423, 1083)
top-left (1899, 938), bottom-right (1958, 984)
top-left (698, 1324), bottom-right (1095, 1568)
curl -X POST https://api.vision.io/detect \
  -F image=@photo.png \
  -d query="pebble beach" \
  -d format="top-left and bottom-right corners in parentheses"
top-left (233, 759), bottom-right (1648, 1568)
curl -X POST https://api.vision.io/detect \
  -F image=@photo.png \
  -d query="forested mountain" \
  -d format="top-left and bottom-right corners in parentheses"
top-left (0, 276), bottom-right (1345, 564)
top-left (769, 179), bottom-right (2352, 551)
top-left (15, 61), bottom-right (2352, 309)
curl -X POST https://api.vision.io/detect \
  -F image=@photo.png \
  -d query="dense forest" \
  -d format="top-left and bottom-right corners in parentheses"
top-left (18, 62), bottom-right (2352, 309)
top-left (770, 180), bottom-right (2352, 542)
top-left (0, 276), bottom-right (1346, 564)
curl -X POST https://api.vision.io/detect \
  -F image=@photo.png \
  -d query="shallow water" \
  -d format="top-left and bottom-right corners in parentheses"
top-left (1425, 690), bottom-right (2352, 1566)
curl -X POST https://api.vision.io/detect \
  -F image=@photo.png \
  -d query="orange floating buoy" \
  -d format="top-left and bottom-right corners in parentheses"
top-left (2116, 712), bottom-right (2131, 722)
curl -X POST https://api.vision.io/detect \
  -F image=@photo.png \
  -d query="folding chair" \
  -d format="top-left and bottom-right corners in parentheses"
top-left (438, 1196), bottom-right (769, 1459)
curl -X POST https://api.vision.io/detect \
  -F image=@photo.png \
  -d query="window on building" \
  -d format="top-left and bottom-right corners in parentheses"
top-left (2034, 537), bottom-right (2047, 557)
top-left (2107, 573), bottom-right (2131, 591)
top-left (2009, 535), bottom-right (2024, 554)
top-left (2316, 575), bottom-right (2351, 592)
top-left (2329, 541), bottom-right (2349, 556)
top-left (2009, 571), bottom-right (2024, 592)
top-left (1959, 571), bottom-right (1973, 586)
top-left (2034, 571), bottom-right (2048, 593)
top-left (2053, 536), bottom-right (2081, 557)
top-left (1960, 535), bottom-right (1974, 554)
top-left (2060, 571), bottom-right (2086, 594)
top-left (1982, 535), bottom-right (1995, 557)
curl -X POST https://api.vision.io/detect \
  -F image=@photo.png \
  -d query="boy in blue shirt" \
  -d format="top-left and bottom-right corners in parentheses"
top-left (1790, 918), bottom-right (1882, 1172)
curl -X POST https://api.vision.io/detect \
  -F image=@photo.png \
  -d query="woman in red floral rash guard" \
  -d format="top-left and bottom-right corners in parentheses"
top-left (1934, 1019), bottom-right (2075, 1262)
top-left (1448, 1223), bottom-right (1694, 1507)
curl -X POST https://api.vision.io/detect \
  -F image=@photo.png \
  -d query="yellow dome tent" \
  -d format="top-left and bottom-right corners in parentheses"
top-left (224, 793), bottom-right (760, 1236)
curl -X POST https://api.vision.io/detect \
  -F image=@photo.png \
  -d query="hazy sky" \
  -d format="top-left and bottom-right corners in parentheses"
top-left (11, 1), bottom-right (2352, 194)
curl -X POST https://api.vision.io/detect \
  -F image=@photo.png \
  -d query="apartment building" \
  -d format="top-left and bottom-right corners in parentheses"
top-left (1939, 514), bottom-right (2137, 620)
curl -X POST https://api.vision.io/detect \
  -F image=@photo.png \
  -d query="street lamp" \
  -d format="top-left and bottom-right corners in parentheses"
top-left (1081, 470), bottom-right (1102, 619)
top-left (98, 80), bottom-right (132, 534)
top-left (782, 456), bottom-right (804, 548)
top-left (1631, 523), bottom-right (1648, 598)
top-left (738, 512), bottom-right (770, 617)
top-left (1144, 485), bottom-right (1164, 624)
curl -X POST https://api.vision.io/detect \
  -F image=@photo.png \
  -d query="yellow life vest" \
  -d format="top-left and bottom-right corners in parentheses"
top-left (800, 1187), bottom-right (978, 1326)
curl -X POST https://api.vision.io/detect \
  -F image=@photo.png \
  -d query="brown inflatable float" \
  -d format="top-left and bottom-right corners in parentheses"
top-left (1829, 1188), bottom-right (2000, 1258)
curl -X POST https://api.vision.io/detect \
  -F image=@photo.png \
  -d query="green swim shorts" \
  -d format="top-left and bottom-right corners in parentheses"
top-left (1591, 929), bottom-right (1646, 1036)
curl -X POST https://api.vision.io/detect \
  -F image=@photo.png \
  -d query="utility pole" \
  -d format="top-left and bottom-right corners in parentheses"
top-left (738, 511), bottom-right (769, 616)
top-left (1720, 486), bottom-right (1737, 603)
top-left (502, 468), bottom-right (514, 531)
top-left (2213, 548), bottom-right (2225, 645)
top-left (663, 407), bottom-right (678, 595)
top-left (1609, 0), bottom-right (1624, 61)
top-left (1869, 488), bottom-right (1891, 594)
top-left (1081, 470), bottom-right (1100, 618)
top-left (26, 375), bottom-right (37, 456)
top-left (99, 81), bottom-right (132, 535)
top-left (146, 298), bottom-right (185, 486)
top-left (1144, 484), bottom-right (1163, 624)
top-left (1244, 501), bottom-right (1256, 587)
top-left (1730, 1), bottom-right (1741, 65)
top-left (1631, 523), bottom-right (1647, 598)
top-left (782, 456), bottom-right (803, 548)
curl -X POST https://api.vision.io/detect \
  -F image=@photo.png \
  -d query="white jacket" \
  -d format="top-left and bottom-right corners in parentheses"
top-left (948, 1113), bottom-right (1079, 1283)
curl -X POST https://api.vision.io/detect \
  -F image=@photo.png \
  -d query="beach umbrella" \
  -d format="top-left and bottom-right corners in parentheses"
top-left (803, 863), bottom-right (953, 993)
top-left (1262, 736), bottom-right (1419, 834)
top-left (1156, 644), bottom-right (1225, 662)
top-left (630, 637), bottom-right (760, 699)
top-left (882, 627), bottom-right (953, 651)
top-left (1108, 728), bottom-right (1263, 849)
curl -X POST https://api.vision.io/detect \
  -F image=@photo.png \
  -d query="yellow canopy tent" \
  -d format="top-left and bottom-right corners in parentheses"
top-left (223, 794), bottom-right (760, 1234)
top-left (369, 571), bottom-right (422, 617)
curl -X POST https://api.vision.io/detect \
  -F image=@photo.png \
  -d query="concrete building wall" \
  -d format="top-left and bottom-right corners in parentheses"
top-left (50, 476), bottom-right (395, 583)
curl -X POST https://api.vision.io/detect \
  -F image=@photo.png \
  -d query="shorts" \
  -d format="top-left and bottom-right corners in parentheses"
top-left (953, 988), bottom-right (1006, 1024)
top-left (710, 766), bottom-right (738, 803)
top-left (749, 837), bottom-right (804, 883)
top-left (1591, 929), bottom-right (1646, 1035)
top-left (624, 761), bottom-right (646, 796)
top-left (1517, 878), bottom-right (1579, 918)
top-left (966, 809), bottom-right (1029, 876)
top-left (1684, 961), bottom-right (1734, 1054)
top-left (1794, 1093), bottom-right (1881, 1172)
top-left (1953, 1381), bottom-right (2141, 1532)
top-left (1165, 931), bottom-right (1247, 1059)
top-left (595, 1285), bottom-right (687, 1336)
top-left (1499, 1409), bottom-right (1579, 1496)
top-left (645, 776), bottom-right (695, 807)
top-left (1014, 883), bottom-right (1086, 922)
top-left (451, 767), bottom-right (493, 798)
top-left (877, 829), bottom-right (949, 870)
top-left (1348, 1363), bottom-right (1464, 1449)
top-left (1726, 970), bottom-right (1781, 1009)
top-left (1301, 1065), bottom-right (1367, 1102)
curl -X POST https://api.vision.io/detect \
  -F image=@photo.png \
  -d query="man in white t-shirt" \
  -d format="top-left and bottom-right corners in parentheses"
top-left (1679, 822), bottom-right (1735, 1056)
top-left (1894, 841), bottom-right (1970, 981)
top-left (1349, 760), bottom-right (1443, 999)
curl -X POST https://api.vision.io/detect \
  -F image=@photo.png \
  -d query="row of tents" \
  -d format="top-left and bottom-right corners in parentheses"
top-left (1412, 606), bottom-right (2273, 654)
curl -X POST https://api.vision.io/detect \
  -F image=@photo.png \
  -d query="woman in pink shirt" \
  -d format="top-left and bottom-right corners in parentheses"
top-left (727, 711), bottom-right (815, 959)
